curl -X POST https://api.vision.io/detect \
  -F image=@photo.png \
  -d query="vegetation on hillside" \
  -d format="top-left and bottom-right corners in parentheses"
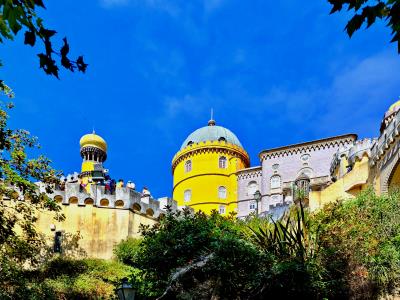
top-left (115, 190), bottom-right (400, 299)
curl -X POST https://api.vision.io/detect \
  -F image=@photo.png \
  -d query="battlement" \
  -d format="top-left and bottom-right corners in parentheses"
top-left (48, 183), bottom-right (177, 219)
top-left (372, 111), bottom-right (400, 164)
top-left (172, 140), bottom-right (250, 171)
top-left (348, 138), bottom-right (375, 166)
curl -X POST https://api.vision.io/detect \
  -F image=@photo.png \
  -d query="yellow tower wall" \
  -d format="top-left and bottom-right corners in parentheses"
top-left (172, 141), bottom-right (249, 215)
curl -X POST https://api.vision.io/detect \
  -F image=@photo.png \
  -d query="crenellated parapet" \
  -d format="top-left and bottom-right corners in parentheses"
top-left (172, 140), bottom-right (250, 172)
top-left (348, 138), bottom-right (375, 166)
top-left (371, 111), bottom-right (400, 167)
top-left (236, 166), bottom-right (262, 180)
top-left (260, 134), bottom-right (357, 161)
top-left (48, 183), bottom-right (177, 219)
top-left (330, 143), bottom-right (354, 177)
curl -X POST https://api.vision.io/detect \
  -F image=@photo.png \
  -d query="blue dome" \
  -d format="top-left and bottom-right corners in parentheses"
top-left (181, 123), bottom-right (243, 150)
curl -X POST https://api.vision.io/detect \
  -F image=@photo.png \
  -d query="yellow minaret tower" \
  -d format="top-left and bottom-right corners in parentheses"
top-left (79, 131), bottom-right (108, 187)
top-left (172, 117), bottom-right (250, 215)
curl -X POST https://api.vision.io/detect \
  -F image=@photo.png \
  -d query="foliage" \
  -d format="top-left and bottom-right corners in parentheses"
top-left (114, 237), bottom-right (142, 266)
top-left (327, 0), bottom-right (400, 53)
top-left (0, 0), bottom-right (87, 79)
top-left (246, 203), bottom-right (329, 299)
top-left (117, 207), bottom-right (263, 298)
top-left (314, 189), bottom-right (400, 298)
top-left (116, 191), bottom-right (400, 299)
top-left (44, 257), bottom-right (132, 299)
top-left (1, 256), bottom-right (132, 299)
top-left (0, 86), bottom-right (64, 298)
top-left (249, 202), bottom-right (316, 262)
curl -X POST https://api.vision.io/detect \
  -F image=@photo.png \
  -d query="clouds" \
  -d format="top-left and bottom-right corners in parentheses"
top-left (254, 51), bottom-right (400, 139)
top-left (155, 49), bottom-right (400, 151)
top-left (100, 0), bottom-right (129, 7)
top-left (99, 0), bottom-right (227, 15)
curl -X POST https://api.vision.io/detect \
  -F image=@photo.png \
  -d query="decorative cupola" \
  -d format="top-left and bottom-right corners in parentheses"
top-left (79, 131), bottom-right (108, 184)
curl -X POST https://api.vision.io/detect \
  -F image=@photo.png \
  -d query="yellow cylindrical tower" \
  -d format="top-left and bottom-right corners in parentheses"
top-left (79, 131), bottom-right (108, 188)
top-left (172, 119), bottom-right (250, 215)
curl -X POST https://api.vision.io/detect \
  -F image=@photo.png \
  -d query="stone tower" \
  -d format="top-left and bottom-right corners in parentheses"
top-left (172, 118), bottom-right (250, 215)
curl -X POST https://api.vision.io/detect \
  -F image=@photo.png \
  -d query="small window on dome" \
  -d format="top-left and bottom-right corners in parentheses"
top-left (219, 156), bottom-right (227, 169)
top-left (218, 137), bottom-right (226, 142)
top-left (187, 141), bottom-right (194, 146)
top-left (185, 160), bottom-right (192, 173)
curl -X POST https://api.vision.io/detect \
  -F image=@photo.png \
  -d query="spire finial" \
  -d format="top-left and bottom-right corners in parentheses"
top-left (208, 108), bottom-right (216, 126)
top-left (92, 127), bottom-right (96, 135)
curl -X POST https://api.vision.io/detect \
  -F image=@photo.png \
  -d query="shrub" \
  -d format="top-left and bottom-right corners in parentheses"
top-left (314, 189), bottom-right (400, 298)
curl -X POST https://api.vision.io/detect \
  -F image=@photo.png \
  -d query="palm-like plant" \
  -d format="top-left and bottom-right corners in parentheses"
top-left (249, 201), bottom-right (318, 262)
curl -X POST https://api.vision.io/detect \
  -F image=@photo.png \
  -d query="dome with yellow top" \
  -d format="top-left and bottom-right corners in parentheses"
top-left (388, 99), bottom-right (400, 113)
top-left (381, 98), bottom-right (400, 133)
top-left (79, 131), bottom-right (107, 152)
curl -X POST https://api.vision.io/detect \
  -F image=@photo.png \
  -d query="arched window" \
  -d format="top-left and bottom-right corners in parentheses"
top-left (218, 137), bottom-right (226, 142)
top-left (298, 168), bottom-right (313, 178)
top-left (219, 205), bottom-right (226, 214)
top-left (247, 181), bottom-right (258, 196)
top-left (249, 201), bottom-right (256, 210)
top-left (218, 186), bottom-right (227, 199)
top-left (270, 175), bottom-right (281, 189)
top-left (184, 189), bottom-right (192, 202)
top-left (185, 160), bottom-right (192, 173)
top-left (219, 156), bottom-right (227, 169)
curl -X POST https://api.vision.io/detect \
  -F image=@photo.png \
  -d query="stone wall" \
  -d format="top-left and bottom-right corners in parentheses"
top-left (237, 135), bottom-right (357, 217)
top-left (35, 183), bottom-right (176, 259)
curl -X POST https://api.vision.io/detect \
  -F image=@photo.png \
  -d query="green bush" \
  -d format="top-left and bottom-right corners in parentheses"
top-left (114, 237), bottom-right (142, 265)
top-left (116, 208), bottom-right (263, 298)
top-left (1, 256), bottom-right (133, 300)
top-left (115, 191), bottom-right (400, 299)
top-left (314, 189), bottom-right (400, 298)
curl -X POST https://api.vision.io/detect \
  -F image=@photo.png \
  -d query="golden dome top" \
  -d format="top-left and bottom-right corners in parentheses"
top-left (388, 99), bottom-right (400, 113)
top-left (79, 132), bottom-right (107, 152)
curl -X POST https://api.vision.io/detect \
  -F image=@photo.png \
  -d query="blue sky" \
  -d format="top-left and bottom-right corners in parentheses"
top-left (1, 0), bottom-right (400, 198)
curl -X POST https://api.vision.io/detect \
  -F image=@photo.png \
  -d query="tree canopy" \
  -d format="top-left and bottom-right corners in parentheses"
top-left (328, 0), bottom-right (400, 53)
top-left (0, 0), bottom-right (87, 79)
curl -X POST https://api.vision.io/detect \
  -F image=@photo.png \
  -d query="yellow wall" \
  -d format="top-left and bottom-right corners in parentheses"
top-left (35, 202), bottom-right (157, 259)
top-left (319, 155), bottom-right (370, 207)
top-left (172, 141), bottom-right (249, 215)
top-left (389, 161), bottom-right (400, 190)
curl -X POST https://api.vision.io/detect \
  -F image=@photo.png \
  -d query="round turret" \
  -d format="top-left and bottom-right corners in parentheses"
top-left (172, 119), bottom-right (249, 215)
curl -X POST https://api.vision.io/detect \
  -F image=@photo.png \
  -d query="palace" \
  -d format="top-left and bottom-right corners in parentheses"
top-left (173, 98), bottom-right (400, 219)
top-left (36, 98), bottom-right (400, 259)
